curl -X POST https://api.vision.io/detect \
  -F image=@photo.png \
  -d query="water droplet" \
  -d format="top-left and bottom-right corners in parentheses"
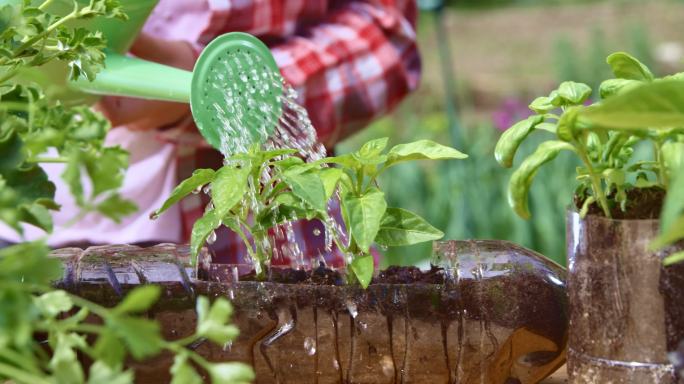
top-left (345, 300), bottom-right (358, 319)
top-left (149, 212), bottom-right (159, 220)
top-left (304, 337), bottom-right (316, 356)
top-left (333, 359), bottom-right (340, 370)
top-left (223, 341), bottom-right (233, 351)
top-left (381, 355), bottom-right (394, 377)
top-left (207, 230), bottom-right (217, 244)
top-left (192, 185), bottom-right (202, 194)
top-left (312, 228), bottom-right (321, 236)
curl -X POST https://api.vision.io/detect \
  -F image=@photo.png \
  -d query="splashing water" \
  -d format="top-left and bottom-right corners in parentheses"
top-left (201, 51), bottom-right (344, 269)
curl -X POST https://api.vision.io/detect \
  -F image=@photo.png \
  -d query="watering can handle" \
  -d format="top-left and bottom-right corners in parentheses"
top-left (70, 52), bottom-right (193, 103)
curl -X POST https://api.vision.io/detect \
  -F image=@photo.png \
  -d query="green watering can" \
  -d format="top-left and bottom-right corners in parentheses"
top-left (5, 0), bottom-right (282, 150)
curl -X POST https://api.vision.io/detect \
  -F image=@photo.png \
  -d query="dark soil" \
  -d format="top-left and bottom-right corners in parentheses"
top-left (574, 186), bottom-right (665, 220)
top-left (236, 264), bottom-right (447, 286)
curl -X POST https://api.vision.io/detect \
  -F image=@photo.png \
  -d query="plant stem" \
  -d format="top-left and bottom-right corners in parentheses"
top-left (0, 69), bottom-right (18, 84)
top-left (654, 140), bottom-right (668, 187)
top-left (27, 156), bottom-right (69, 163)
top-left (0, 362), bottom-right (51, 384)
top-left (38, 0), bottom-right (55, 11)
top-left (577, 143), bottom-right (611, 218)
top-left (16, 5), bottom-right (78, 54)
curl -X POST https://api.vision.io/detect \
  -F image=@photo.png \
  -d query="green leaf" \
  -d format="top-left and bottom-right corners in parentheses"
top-left (660, 164), bottom-right (684, 241)
top-left (495, 115), bottom-right (545, 168)
top-left (606, 52), bottom-right (654, 81)
top-left (662, 142), bottom-right (684, 179)
top-left (352, 137), bottom-right (389, 165)
top-left (114, 285), bottom-right (161, 315)
top-left (528, 96), bottom-right (555, 114)
top-left (86, 146), bottom-right (129, 197)
top-left (93, 331), bottom-right (126, 369)
top-left (350, 255), bottom-right (374, 289)
top-left (324, 154), bottom-right (361, 170)
top-left (342, 188), bottom-right (387, 252)
top-left (652, 215), bottom-right (684, 251)
top-left (212, 164), bottom-right (250, 218)
top-left (375, 208), bottom-right (444, 246)
top-left (196, 297), bottom-right (239, 345)
top-left (19, 202), bottom-right (52, 232)
top-left (190, 210), bottom-right (222, 261)
top-left (508, 141), bottom-right (575, 219)
top-left (49, 334), bottom-right (85, 384)
top-left (386, 140), bottom-right (467, 168)
top-left (579, 80), bottom-right (684, 130)
top-left (556, 81), bottom-right (592, 105)
top-left (0, 129), bottom-right (24, 173)
top-left (282, 169), bottom-right (327, 213)
top-left (87, 361), bottom-right (133, 384)
top-left (96, 194), bottom-right (137, 224)
top-left (0, 241), bottom-right (63, 284)
top-left (599, 78), bottom-right (642, 99)
top-left (4, 164), bottom-right (55, 204)
top-left (557, 107), bottom-right (580, 142)
top-left (170, 354), bottom-right (202, 384)
top-left (107, 316), bottom-right (162, 360)
top-left (208, 362), bottom-right (255, 384)
top-left (665, 251), bottom-right (684, 266)
top-left (320, 168), bottom-right (343, 199)
top-left (154, 169), bottom-right (215, 216)
top-left (34, 290), bottom-right (73, 318)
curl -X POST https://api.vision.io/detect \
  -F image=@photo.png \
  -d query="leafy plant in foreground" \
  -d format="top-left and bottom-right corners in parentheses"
top-left (1, 0), bottom-right (137, 233)
top-left (154, 138), bottom-right (467, 287)
top-left (496, 52), bottom-right (684, 220)
top-left (1, 1), bottom-right (253, 382)
top-left (0, 242), bottom-right (252, 384)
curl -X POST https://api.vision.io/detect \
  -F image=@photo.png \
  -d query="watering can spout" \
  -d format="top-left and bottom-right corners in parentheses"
top-left (71, 53), bottom-right (193, 103)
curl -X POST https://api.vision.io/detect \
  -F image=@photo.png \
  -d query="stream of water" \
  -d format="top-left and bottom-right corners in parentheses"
top-left (204, 52), bottom-right (343, 269)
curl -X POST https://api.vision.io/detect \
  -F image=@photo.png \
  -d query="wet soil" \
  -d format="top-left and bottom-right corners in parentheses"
top-left (574, 186), bottom-right (665, 220)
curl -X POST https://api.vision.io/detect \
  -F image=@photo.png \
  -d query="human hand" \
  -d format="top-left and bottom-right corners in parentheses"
top-left (97, 33), bottom-right (196, 131)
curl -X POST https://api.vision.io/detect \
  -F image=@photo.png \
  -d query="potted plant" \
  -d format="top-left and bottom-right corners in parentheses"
top-left (496, 52), bottom-right (684, 383)
top-left (0, 1), bottom-right (252, 383)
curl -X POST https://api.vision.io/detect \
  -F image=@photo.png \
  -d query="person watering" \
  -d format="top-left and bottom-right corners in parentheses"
top-left (0, 0), bottom-right (420, 266)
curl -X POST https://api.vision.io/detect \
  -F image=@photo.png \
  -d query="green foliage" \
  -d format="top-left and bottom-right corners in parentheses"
top-left (1, 2), bottom-right (254, 383)
top-left (0, 242), bottom-right (253, 384)
top-left (0, 0), bottom-right (136, 235)
top-left (496, 51), bottom-right (684, 220)
top-left (156, 140), bottom-right (464, 288)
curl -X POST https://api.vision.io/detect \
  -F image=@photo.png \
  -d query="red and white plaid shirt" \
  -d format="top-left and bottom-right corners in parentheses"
top-left (145, 0), bottom-right (420, 266)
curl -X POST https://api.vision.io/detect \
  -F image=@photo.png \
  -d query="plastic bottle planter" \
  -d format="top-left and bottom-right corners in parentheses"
top-left (52, 240), bottom-right (568, 384)
top-left (566, 211), bottom-right (684, 383)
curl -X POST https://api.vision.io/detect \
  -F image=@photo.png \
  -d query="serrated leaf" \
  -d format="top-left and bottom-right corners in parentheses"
top-left (114, 285), bottom-right (160, 315)
top-left (93, 331), bottom-right (126, 369)
top-left (508, 141), bottom-right (575, 219)
top-left (20, 202), bottom-right (52, 232)
top-left (196, 297), bottom-right (239, 345)
top-left (350, 255), bottom-right (374, 289)
top-left (107, 316), bottom-right (162, 360)
top-left (606, 52), bottom-right (654, 81)
top-left (87, 361), bottom-right (133, 384)
top-left (342, 188), bottom-right (387, 252)
top-left (208, 362), bottom-right (255, 384)
top-left (170, 354), bottom-right (202, 384)
top-left (0, 129), bottom-right (24, 173)
top-left (386, 140), bottom-right (467, 167)
top-left (155, 169), bottom-right (215, 216)
top-left (86, 146), bottom-right (128, 197)
top-left (495, 115), bottom-right (545, 168)
top-left (375, 208), bottom-right (444, 246)
top-left (34, 290), bottom-right (73, 317)
top-left (96, 193), bottom-right (137, 223)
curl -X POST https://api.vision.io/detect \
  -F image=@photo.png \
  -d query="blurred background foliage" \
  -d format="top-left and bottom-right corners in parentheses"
top-left (336, 0), bottom-right (684, 267)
